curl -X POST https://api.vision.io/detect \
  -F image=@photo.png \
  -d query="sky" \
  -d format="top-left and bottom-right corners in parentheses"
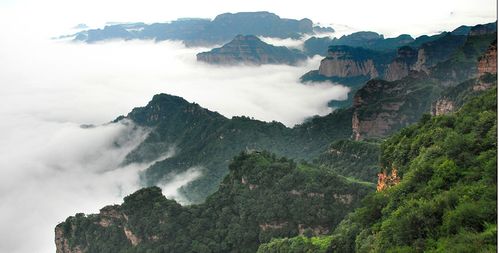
top-left (0, 1), bottom-right (496, 253)
top-left (0, 0), bottom-right (496, 37)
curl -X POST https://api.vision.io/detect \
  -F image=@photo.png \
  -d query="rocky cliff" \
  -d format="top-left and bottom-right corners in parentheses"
top-left (317, 45), bottom-right (394, 79)
top-left (384, 46), bottom-right (418, 81)
top-left (196, 35), bottom-right (307, 65)
top-left (477, 40), bottom-right (497, 77)
top-left (352, 71), bottom-right (440, 140)
top-left (431, 40), bottom-right (497, 115)
top-left (351, 23), bottom-right (496, 139)
top-left (411, 33), bottom-right (468, 73)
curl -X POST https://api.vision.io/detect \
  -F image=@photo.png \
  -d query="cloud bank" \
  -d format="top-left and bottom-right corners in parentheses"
top-left (0, 18), bottom-right (351, 253)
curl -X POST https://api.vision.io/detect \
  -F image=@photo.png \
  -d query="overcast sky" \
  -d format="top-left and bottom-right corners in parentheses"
top-left (0, 0), bottom-right (497, 37)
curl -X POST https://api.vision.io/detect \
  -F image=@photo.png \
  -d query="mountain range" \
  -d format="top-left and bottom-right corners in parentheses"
top-left (69, 11), bottom-right (333, 47)
top-left (55, 17), bottom-right (497, 253)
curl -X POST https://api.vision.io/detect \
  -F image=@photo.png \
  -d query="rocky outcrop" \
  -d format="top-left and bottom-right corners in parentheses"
top-left (376, 167), bottom-right (400, 192)
top-left (319, 58), bottom-right (378, 78)
top-left (298, 224), bottom-right (330, 236)
top-left (317, 45), bottom-right (393, 79)
top-left (55, 226), bottom-right (83, 253)
top-left (352, 72), bottom-right (437, 140)
top-left (124, 227), bottom-right (141, 246)
top-left (412, 33), bottom-right (468, 73)
top-left (259, 222), bottom-right (288, 231)
top-left (431, 98), bottom-right (455, 116)
top-left (197, 35), bottom-right (307, 65)
top-left (384, 46), bottom-right (418, 81)
top-left (477, 40), bottom-right (497, 78)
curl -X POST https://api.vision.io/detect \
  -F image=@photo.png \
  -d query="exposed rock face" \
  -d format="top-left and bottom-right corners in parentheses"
top-left (124, 227), bottom-right (141, 246)
top-left (431, 98), bottom-right (455, 116)
top-left (376, 167), bottom-right (400, 192)
top-left (412, 33), bottom-right (468, 73)
top-left (55, 222), bottom-right (85, 253)
top-left (317, 45), bottom-right (393, 79)
top-left (196, 35), bottom-right (307, 65)
top-left (259, 222), bottom-right (288, 231)
top-left (55, 226), bottom-right (82, 253)
top-left (297, 224), bottom-right (330, 236)
top-left (477, 40), bottom-right (497, 77)
top-left (319, 58), bottom-right (378, 78)
top-left (352, 72), bottom-right (437, 140)
top-left (384, 46), bottom-right (418, 81)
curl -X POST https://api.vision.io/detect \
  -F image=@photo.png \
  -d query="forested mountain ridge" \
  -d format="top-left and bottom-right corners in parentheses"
top-left (55, 152), bottom-right (373, 253)
top-left (258, 85), bottom-right (497, 253)
top-left (120, 93), bottom-right (353, 203)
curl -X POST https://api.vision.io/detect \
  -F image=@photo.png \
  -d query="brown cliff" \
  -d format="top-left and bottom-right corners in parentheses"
top-left (477, 40), bottom-right (497, 77)
top-left (384, 46), bottom-right (418, 81)
top-left (319, 56), bottom-right (379, 78)
top-left (352, 72), bottom-right (437, 140)
top-left (431, 98), bottom-right (455, 116)
top-left (376, 167), bottom-right (400, 192)
top-left (317, 45), bottom-right (393, 80)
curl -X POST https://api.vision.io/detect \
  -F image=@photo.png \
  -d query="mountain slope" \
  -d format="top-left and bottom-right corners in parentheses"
top-left (55, 152), bottom-right (373, 253)
top-left (258, 86), bottom-right (497, 253)
top-left (119, 94), bottom-right (353, 203)
top-left (196, 35), bottom-right (307, 65)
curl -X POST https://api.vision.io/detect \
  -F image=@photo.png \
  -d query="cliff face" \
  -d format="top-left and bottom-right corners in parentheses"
top-left (431, 98), bottom-right (455, 116)
top-left (475, 41), bottom-right (498, 91)
top-left (352, 72), bottom-right (439, 140)
top-left (196, 35), bottom-right (307, 65)
top-left (477, 40), bottom-right (497, 77)
top-left (431, 39), bottom-right (497, 116)
top-left (317, 45), bottom-right (393, 79)
top-left (319, 58), bottom-right (378, 78)
top-left (384, 46), bottom-right (418, 81)
top-left (351, 23), bottom-right (496, 138)
top-left (412, 33), bottom-right (468, 73)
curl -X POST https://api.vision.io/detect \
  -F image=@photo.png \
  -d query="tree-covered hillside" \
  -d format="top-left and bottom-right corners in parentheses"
top-left (258, 87), bottom-right (497, 253)
top-left (56, 152), bottom-right (373, 253)
top-left (121, 93), bottom-right (353, 203)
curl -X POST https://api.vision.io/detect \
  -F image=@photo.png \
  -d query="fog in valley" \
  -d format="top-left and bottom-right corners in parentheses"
top-left (0, 18), bottom-right (348, 253)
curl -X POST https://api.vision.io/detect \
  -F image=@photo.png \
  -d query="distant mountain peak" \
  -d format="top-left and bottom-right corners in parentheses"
top-left (196, 34), bottom-right (307, 65)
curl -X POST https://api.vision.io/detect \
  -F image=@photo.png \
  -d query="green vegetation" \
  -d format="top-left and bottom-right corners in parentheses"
top-left (431, 33), bottom-right (497, 85)
top-left (313, 139), bottom-right (380, 183)
top-left (327, 88), bottom-right (497, 252)
top-left (58, 151), bottom-right (373, 253)
top-left (122, 94), bottom-right (353, 203)
top-left (257, 236), bottom-right (332, 253)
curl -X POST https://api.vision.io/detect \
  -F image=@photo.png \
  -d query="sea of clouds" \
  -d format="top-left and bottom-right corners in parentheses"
top-left (0, 22), bottom-right (349, 253)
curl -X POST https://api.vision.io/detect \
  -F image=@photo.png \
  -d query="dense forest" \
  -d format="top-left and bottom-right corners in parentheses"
top-left (259, 87), bottom-right (497, 252)
top-left (57, 151), bottom-right (373, 253)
